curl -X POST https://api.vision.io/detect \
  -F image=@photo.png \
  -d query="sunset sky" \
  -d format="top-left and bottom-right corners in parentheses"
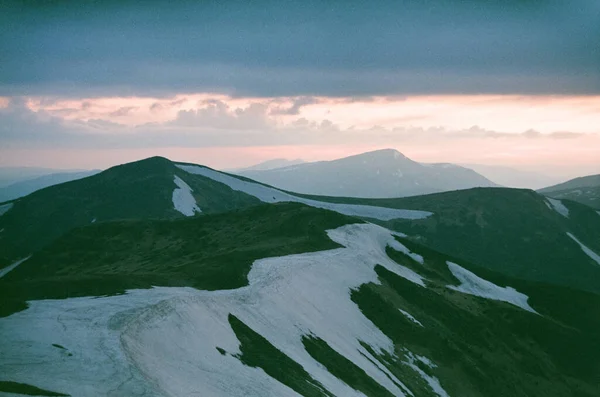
top-left (1, 0), bottom-right (599, 177)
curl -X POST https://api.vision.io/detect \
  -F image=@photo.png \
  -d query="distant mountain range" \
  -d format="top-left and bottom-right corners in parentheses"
top-left (233, 158), bottom-right (305, 172)
top-left (236, 149), bottom-right (498, 198)
top-left (0, 166), bottom-right (92, 188)
top-left (0, 170), bottom-right (100, 203)
top-left (538, 174), bottom-right (600, 209)
top-left (459, 163), bottom-right (560, 189)
top-left (1, 156), bottom-right (600, 397)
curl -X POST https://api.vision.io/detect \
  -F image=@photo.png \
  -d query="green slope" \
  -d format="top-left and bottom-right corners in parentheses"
top-left (538, 174), bottom-right (600, 209)
top-left (0, 156), bottom-right (260, 268)
top-left (289, 188), bottom-right (600, 293)
top-left (0, 203), bottom-right (357, 316)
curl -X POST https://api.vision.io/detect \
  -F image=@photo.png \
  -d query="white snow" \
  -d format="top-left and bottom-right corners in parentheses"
top-left (567, 232), bottom-right (600, 266)
top-left (176, 164), bottom-right (432, 221)
top-left (546, 198), bottom-right (569, 218)
top-left (91, 218), bottom-right (96, 223)
top-left (398, 309), bottom-right (424, 327)
top-left (596, 211), bottom-right (600, 217)
top-left (0, 256), bottom-right (30, 278)
top-left (0, 202), bottom-right (13, 217)
top-left (446, 262), bottom-right (537, 314)
top-left (0, 223), bottom-right (430, 397)
top-left (405, 351), bottom-right (449, 397)
top-left (388, 237), bottom-right (425, 264)
top-left (172, 175), bottom-right (201, 216)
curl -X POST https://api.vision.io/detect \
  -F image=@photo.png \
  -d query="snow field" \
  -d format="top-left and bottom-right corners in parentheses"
top-left (446, 261), bottom-right (537, 314)
top-left (546, 198), bottom-right (569, 218)
top-left (566, 232), bottom-right (600, 266)
top-left (172, 175), bottom-right (201, 216)
top-left (176, 164), bottom-right (433, 221)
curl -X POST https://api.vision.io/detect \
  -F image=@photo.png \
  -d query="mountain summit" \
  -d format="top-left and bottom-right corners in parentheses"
top-left (236, 149), bottom-right (497, 198)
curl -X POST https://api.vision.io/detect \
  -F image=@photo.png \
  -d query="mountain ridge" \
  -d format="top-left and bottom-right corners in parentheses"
top-left (236, 149), bottom-right (498, 198)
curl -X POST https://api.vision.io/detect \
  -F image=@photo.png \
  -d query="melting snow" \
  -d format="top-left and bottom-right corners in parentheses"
top-left (172, 175), bottom-right (201, 216)
top-left (398, 309), bottom-right (423, 327)
top-left (0, 256), bottom-right (30, 279)
top-left (0, 202), bottom-right (13, 217)
top-left (0, 223), bottom-right (430, 397)
top-left (446, 262), bottom-right (537, 314)
top-left (546, 198), bottom-right (569, 218)
top-left (405, 351), bottom-right (449, 397)
top-left (176, 164), bottom-right (432, 221)
top-left (567, 232), bottom-right (600, 266)
top-left (388, 237), bottom-right (424, 264)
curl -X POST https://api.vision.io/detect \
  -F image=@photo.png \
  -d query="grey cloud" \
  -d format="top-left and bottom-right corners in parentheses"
top-left (109, 106), bottom-right (138, 117)
top-left (270, 97), bottom-right (319, 115)
top-left (1, 1), bottom-right (599, 97)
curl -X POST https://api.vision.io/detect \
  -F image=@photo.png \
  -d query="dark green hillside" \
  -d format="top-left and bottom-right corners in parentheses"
top-left (538, 173), bottom-right (600, 209)
top-left (291, 188), bottom-right (600, 293)
top-left (0, 203), bottom-right (356, 316)
top-left (0, 156), bottom-right (260, 267)
top-left (349, 235), bottom-right (600, 397)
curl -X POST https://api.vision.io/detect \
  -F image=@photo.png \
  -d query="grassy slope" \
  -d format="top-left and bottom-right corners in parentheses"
top-left (0, 156), bottom-right (260, 267)
top-left (229, 314), bottom-right (333, 397)
top-left (539, 174), bottom-right (600, 192)
top-left (0, 203), bottom-right (357, 316)
top-left (542, 186), bottom-right (600, 209)
top-left (289, 188), bottom-right (600, 293)
top-left (0, 381), bottom-right (69, 396)
top-left (350, 235), bottom-right (600, 397)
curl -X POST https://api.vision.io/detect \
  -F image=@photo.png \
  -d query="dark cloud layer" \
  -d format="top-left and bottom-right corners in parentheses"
top-left (1, 0), bottom-right (599, 97)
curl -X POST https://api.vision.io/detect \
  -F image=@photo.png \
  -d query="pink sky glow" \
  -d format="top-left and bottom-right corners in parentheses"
top-left (1, 94), bottom-right (599, 177)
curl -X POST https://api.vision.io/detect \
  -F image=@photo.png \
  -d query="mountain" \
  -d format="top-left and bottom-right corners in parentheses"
top-left (1, 201), bottom-right (599, 396)
top-left (1, 156), bottom-right (600, 396)
top-left (292, 188), bottom-right (600, 294)
top-left (459, 163), bottom-right (560, 189)
top-left (0, 157), bottom-right (261, 268)
top-left (538, 174), bottom-right (600, 209)
top-left (236, 149), bottom-right (497, 198)
top-left (232, 158), bottom-right (305, 172)
top-left (0, 170), bottom-right (101, 203)
top-left (0, 166), bottom-right (90, 188)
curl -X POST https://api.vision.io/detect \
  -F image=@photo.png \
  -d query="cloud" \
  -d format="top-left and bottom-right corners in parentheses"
top-left (109, 106), bottom-right (138, 117)
top-left (270, 97), bottom-right (319, 115)
top-left (0, 98), bottom-right (593, 155)
top-left (170, 101), bottom-right (274, 130)
top-left (1, 1), bottom-right (599, 97)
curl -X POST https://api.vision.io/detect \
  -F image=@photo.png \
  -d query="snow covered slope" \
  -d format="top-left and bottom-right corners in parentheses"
top-left (0, 222), bottom-right (551, 397)
top-left (177, 164), bottom-right (432, 221)
top-left (172, 175), bottom-right (201, 216)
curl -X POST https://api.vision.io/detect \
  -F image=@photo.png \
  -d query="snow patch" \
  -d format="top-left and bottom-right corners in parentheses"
top-left (0, 256), bottom-right (30, 278)
top-left (388, 238), bottom-right (424, 264)
top-left (0, 202), bottom-right (13, 217)
top-left (547, 198), bottom-right (569, 218)
top-left (398, 309), bottom-right (423, 327)
top-left (176, 164), bottom-right (432, 221)
top-left (567, 232), bottom-right (600, 266)
top-left (405, 351), bottom-right (449, 397)
top-left (446, 262), bottom-right (537, 314)
top-left (172, 175), bottom-right (201, 216)
top-left (91, 218), bottom-right (96, 223)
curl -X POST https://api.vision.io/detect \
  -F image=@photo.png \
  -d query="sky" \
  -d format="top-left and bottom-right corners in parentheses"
top-left (1, 0), bottom-right (599, 177)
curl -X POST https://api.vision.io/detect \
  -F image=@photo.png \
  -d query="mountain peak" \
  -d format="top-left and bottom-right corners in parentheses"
top-left (349, 148), bottom-right (409, 162)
